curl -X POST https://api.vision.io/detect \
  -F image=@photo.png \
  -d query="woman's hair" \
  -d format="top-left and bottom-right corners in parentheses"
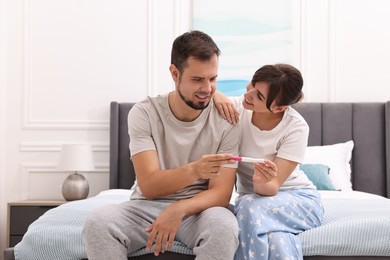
top-left (171, 30), bottom-right (220, 74)
top-left (251, 64), bottom-right (304, 110)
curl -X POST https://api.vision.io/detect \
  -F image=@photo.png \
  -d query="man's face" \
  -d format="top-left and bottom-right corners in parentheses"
top-left (176, 55), bottom-right (219, 110)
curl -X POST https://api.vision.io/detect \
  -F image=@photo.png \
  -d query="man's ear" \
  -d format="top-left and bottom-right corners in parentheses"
top-left (169, 64), bottom-right (179, 81)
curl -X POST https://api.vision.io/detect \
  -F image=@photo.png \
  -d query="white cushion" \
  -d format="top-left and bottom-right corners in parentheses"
top-left (303, 140), bottom-right (354, 191)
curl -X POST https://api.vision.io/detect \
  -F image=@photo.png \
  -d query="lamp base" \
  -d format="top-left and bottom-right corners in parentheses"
top-left (62, 173), bottom-right (89, 201)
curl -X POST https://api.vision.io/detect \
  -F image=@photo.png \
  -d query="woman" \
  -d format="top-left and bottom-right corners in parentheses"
top-left (214, 64), bottom-right (324, 260)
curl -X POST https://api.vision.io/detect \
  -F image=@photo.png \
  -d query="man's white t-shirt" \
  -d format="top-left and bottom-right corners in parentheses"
top-left (128, 94), bottom-right (240, 200)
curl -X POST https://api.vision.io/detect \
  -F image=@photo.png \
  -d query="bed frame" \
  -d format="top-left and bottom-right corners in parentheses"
top-left (110, 101), bottom-right (390, 199)
top-left (109, 101), bottom-right (390, 260)
top-left (4, 101), bottom-right (390, 260)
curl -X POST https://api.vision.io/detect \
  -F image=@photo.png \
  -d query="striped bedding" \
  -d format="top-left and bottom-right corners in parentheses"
top-left (299, 191), bottom-right (390, 256)
top-left (14, 190), bottom-right (390, 259)
top-left (14, 190), bottom-right (193, 260)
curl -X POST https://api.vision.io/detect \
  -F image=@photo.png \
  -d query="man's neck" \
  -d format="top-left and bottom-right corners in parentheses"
top-left (168, 92), bottom-right (202, 122)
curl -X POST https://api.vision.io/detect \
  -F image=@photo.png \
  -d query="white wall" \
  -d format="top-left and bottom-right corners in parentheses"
top-left (0, 0), bottom-right (191, 257)
top-left (1, 0), bottom-right (8, 258)
top-left (1, 0), bottom-right (390, 258)
top-left (301, 0), bottom-right (390, 102)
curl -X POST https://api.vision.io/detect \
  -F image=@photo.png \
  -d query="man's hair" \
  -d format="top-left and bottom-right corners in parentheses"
top-left (171, 30), bottom-right (221, 74)
top-left (251, 64), bottom-right (304, 110)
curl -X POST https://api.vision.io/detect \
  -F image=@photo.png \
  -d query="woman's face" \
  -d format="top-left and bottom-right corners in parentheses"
top-left (242, 81), bottom-right (274, 112)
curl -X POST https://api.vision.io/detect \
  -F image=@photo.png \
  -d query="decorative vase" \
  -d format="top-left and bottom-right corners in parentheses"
top-left (62, 173), bottom-right (89, 201)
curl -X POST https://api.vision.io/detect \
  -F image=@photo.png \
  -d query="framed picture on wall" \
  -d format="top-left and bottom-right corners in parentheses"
top-left (193, 0), bottom-right (297, 96)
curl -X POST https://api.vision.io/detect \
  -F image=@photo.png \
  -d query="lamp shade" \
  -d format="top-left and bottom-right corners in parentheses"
top-left (58, 144), bottom-right (95, 172)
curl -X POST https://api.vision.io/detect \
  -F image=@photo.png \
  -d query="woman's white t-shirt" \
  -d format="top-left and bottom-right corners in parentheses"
top-left (231, 96), bottom-right (316, 195)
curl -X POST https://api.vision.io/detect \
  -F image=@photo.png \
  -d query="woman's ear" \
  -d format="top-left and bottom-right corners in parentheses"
top-left (272, 105), bottom-right (288, 113)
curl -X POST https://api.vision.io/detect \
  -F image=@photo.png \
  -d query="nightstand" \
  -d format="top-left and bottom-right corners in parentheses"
top-left (6, 200), bottom-right (66, 247)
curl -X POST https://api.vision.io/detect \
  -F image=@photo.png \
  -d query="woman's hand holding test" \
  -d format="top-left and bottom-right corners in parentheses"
top-left (253, 159), bottom-right (278, 185)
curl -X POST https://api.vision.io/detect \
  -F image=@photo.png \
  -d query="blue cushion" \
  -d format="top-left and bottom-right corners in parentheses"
top-left (300, 164), bottom-right (337, 190)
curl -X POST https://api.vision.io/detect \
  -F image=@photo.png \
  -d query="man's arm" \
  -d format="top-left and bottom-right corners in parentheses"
top-left (144, 163), bottom-right (236, 256)
top-left (132, 149), bottom-right (236, 200)
top-left (175, 165), bottom-right (236, 212)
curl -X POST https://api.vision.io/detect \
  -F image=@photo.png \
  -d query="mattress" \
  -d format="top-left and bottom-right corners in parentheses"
top-left (13, 190), bottom-right (390, 259)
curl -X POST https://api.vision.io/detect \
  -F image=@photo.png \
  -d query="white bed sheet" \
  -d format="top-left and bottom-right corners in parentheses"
top-left (14, 189), bottom-right (390, 259)
top-left (319, 190), bottom-right (388, 200)
top-left (300, 190), bottom-right (390, 256)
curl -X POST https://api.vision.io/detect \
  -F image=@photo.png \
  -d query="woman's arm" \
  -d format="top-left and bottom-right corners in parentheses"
top-left (213, 91), bottom-right (240, 125)
top-left (252, 157), bottom-right (298, 196)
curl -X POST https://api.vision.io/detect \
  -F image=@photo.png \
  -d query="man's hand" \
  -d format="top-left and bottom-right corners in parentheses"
top-left (188, 154), bottom-right (236, 180)
top-left (145, 202), bottom-right (185, 256)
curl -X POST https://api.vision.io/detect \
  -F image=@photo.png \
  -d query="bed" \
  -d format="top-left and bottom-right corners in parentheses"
top-left (4, 101), bottom-right (390, 260)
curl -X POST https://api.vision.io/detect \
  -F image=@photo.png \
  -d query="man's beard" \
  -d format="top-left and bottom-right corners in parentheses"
top-left (178, 83), bottom-right (210, 110)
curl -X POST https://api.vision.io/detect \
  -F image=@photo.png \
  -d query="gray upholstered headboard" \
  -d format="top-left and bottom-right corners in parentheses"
top-left (109, 101), bottom-right (390, 198)
top-left (109, 102), bottom-right (135, 189)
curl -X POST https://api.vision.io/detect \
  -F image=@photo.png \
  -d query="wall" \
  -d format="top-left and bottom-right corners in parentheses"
top-left (1, 0), bottom-right (390, 258)
top-left (302, 0), bottom-right (390, 102)
top-left (1, 0), bottom-right (8, 258)
top-left (0, 0), bottom-right (191, 257)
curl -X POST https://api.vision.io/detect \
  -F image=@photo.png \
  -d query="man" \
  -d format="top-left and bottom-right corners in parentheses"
top-left (82, 30), bottom-right (239, 260)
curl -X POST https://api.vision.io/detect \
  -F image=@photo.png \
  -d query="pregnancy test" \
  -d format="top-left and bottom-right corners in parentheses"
top-left (230, 156), bottom-right (265, 163)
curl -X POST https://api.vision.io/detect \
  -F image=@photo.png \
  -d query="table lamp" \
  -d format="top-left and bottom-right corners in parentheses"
top-left (57, 144), bottom-right (94, 201)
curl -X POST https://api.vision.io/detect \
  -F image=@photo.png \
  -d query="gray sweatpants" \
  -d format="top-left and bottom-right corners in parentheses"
top-left (82, 199), bottom-right (239, 260)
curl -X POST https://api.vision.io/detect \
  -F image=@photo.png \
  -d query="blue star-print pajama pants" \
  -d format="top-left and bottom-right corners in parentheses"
top-left (234, 189), bottom-right (323, 260)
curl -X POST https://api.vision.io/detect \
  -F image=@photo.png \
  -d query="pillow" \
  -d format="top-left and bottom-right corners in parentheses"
top-left (303, 140), bottom-right (354, 191)
top-left (299, 164), bottom-right (336, 190)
